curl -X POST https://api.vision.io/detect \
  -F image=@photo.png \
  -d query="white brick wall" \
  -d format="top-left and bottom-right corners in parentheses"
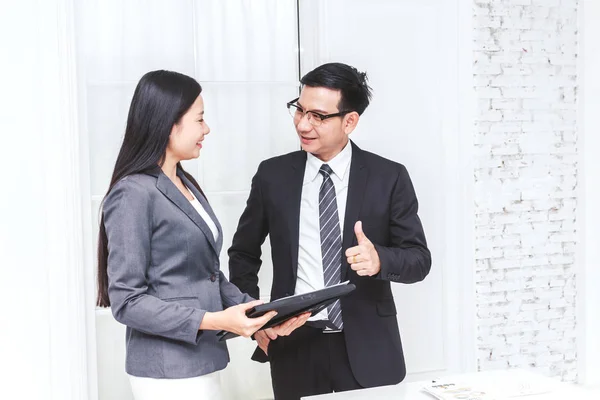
top-left (473, 0), bottom-right (578, 381)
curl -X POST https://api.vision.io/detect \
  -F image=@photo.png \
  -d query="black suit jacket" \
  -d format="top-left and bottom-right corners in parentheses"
top-left (228, 141), bottom-right (431, 388)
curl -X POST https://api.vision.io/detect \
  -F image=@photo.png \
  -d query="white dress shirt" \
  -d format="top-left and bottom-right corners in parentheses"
top-left (295, 141), bottom-right (352, 320)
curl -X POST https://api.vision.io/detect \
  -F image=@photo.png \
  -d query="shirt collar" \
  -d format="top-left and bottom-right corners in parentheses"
top-left (304, 141), bottom-right (353, 184)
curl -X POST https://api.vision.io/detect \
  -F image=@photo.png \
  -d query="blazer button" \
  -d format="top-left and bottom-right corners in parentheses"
top-left (210, 274), bottom-right (217, 282)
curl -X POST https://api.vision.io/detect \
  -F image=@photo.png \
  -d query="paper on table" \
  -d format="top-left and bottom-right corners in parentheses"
top-left (422, 381), bottom-right (497, 400)
top-left (422, 377), bottom-right (552, 400)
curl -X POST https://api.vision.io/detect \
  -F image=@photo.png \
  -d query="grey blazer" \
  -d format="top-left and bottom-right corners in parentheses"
top-left (103, 167), bottom-right (252, 378)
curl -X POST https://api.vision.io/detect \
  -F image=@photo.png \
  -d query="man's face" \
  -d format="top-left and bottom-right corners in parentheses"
top-left (294, 86), bottom-right (355, 162)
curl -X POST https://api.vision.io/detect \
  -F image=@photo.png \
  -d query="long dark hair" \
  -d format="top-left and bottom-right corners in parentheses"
top-left (97, 70), bottom-right (203, 307)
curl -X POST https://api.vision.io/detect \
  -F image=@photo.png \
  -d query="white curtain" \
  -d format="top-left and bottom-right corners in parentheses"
top-left (75, 1), bottom-right (299, 399)
top-left (0, 0), bottom-right (90, 399)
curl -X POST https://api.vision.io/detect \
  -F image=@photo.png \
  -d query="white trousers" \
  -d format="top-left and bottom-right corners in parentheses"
top-left (128, 371), bottom-right (222, 400)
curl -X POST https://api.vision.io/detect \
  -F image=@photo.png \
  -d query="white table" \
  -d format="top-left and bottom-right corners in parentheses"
top-left (303, 369), bottom-right (600, 399)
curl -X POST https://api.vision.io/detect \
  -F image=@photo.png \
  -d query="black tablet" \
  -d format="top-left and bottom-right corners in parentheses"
top-left (217, 282), bottom-right (356, 341)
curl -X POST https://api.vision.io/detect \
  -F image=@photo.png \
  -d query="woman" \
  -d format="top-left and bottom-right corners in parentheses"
top-left (97, 70), bottom-right (308, 399)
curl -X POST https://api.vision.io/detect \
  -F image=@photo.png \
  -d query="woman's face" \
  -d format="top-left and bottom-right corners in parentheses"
top-left (167, 94), bottom-right (210, 161)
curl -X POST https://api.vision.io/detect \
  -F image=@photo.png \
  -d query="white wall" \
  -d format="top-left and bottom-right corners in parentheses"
top-left (577, 0), bottom-right (600, 388)
top-left (299, 0), bottom-right (476, 380)
top-left (473, 0), bottom-right (579, 381)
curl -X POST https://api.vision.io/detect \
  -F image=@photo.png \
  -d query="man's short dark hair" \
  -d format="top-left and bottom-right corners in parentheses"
top-left (300, 62), bottom-right (373, 115)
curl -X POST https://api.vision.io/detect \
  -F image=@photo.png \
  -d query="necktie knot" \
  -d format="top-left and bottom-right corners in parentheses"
top-left (319, 164), bottom-right (333, 178)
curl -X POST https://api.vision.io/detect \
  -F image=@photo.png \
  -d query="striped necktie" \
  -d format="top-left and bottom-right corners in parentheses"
top-left (318, 164), bottom-right (343, 330)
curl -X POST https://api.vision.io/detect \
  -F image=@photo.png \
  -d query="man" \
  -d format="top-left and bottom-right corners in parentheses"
top-left (228, 62), bottom-right (431, 400)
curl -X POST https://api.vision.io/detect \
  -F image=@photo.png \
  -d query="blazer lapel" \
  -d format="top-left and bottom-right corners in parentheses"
top-left (155, 171), bottom-right (219, 257)
top-left (286, 152), bottom-right (307, 284)
top-left (342, 142), bottom-right (368, 280)
top-left (179, 172), bottom-right (224, 255)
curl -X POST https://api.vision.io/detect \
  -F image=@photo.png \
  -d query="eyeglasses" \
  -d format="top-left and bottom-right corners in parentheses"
top-left (286, 97), bottom-right (351, 127)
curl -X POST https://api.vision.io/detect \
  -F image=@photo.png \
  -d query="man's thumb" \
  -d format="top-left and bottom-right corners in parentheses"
top-left (354, 221), bottom-right (368, 243)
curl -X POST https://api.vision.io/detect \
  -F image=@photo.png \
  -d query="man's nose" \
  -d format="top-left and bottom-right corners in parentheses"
top-left (296, 113), bottom-right (313, 132)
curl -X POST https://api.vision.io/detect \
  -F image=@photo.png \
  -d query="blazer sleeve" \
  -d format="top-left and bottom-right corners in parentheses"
top-left (228, 162), bottom-right (269, 300)
top-left (374, 165), bottom-right (432, 283)
top-left (219, 271), bottom-right (256, 307)
top-left (104, 179), bottom-right (205, 345)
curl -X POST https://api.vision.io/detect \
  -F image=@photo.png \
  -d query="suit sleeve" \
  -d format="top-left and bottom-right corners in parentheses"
top-left (218, 271), bottom-right (256, 307)
top-left (104, 180), bottom-right (205, 345)
top-left (228, 162), bottom-right (269, 300)
top-left (374, 165), bottom-right (432, 283)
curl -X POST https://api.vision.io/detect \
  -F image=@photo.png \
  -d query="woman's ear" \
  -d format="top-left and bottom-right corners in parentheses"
top-left (170, 122), bottom-right (181, 137)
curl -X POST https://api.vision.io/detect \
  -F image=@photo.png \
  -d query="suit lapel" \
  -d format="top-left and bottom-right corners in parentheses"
top-left (342, 142), bottom-right (368, 280)
top-left (179, 172), bottom-right (223, 255)
top-left (285, 152), bottom-right (307, 284)
top-left (155, 170), bottom-right (220, 257)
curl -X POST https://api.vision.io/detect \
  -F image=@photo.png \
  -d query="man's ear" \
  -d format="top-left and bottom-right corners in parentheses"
top-left (343, 111), bottom-right (360, 135)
